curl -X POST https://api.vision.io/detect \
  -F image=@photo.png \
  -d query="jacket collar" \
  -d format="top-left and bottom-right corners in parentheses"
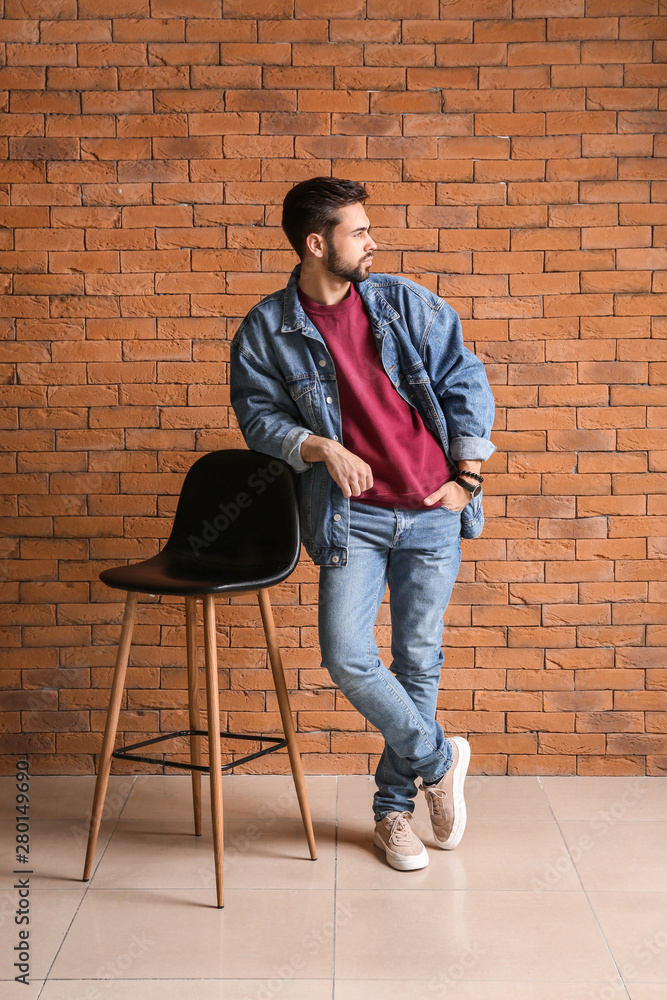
top-left (280, 263), bottom-right (400, 333)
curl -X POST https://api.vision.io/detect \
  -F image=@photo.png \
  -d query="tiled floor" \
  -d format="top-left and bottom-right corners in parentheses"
top-left (1, 771), bottom-right (666, 999)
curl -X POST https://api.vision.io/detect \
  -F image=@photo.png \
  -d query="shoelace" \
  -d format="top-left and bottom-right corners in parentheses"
top-left (389, 811), bottom-right (416, 846)
top-left (424, 786), bottom-right (447, 818)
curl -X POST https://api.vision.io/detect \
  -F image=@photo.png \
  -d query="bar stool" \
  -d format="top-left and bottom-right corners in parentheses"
top-left (82, 449), bottom-right (317, 908)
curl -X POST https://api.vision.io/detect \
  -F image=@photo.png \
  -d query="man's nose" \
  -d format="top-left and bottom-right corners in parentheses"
top-left (366, 234), bottom-right (377, 251)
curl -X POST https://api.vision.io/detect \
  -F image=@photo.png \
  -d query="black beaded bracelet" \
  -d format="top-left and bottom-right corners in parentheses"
top-left (457, 470), bottom-right (484, 483)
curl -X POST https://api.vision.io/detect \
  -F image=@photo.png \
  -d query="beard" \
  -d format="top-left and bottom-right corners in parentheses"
top-left (323, 237), bottom-right (373, 284)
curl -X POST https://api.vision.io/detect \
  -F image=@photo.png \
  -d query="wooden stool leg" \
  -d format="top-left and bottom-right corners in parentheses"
top-left (185, 597), bottom-right (202, 837)
top-left (83, 591), bottom-right (138, 881)
top-left (203, 594), bottom-right (224, 908)
top-left (257, 587), bottom-right (317, 861)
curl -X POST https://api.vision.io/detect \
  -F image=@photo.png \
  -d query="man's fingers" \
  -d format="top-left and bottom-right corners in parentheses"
top-left (363, 465), bottom-right (373, 491)
top-left (330, 456), bottom-right (373, 498)
top-left (353, 477), bottom-right (372, 496)
top-left (342, 477), bottom-right (363, 497)
top-left (349, 465), bottom-right (373, 496)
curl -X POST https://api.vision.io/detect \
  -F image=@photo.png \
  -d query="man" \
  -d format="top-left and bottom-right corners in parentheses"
top-left (229, 177), bottom-right (496, 871)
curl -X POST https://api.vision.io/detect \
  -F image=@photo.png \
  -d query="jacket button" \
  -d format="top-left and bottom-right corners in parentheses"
top-left (333, 514), bottom-right (341, 521)
top-left (319, 359), bottom-right (326, 366)
top-left (333, 435), bottom-right (338, 441)
top-left (326, 396), bottom-right (333, 404)
top-left (332, 555), bottom-right (339, 563)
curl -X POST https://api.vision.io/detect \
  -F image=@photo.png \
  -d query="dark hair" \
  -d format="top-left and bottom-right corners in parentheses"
top-left (281, 176), bottom-right (369, 259)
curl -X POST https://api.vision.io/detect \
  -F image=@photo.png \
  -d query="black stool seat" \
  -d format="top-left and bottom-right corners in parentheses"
top-left (99, 448), bottom-right (300, 596)
top-left (100, 551), bottom-right (292, 597)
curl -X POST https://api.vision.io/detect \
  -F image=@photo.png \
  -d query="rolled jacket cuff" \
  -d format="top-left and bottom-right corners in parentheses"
top-left (282, 425), bottom-right (315, 472)
top-left (450, 435), bottom-right (496, 462)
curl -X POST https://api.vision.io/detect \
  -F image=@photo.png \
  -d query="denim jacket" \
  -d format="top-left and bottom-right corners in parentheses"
top-left (229, 264), bottom-right (496, 567)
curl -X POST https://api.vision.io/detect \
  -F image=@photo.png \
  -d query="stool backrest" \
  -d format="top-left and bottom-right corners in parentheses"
top-left (166, 450), bottom-right (301, 575)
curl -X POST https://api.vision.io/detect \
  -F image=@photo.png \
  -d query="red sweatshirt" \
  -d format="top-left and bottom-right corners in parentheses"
top-left (298, 282), bottom-right (454, 510)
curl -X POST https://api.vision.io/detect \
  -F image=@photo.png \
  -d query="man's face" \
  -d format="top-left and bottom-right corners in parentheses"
top-left (321, 202), bottom-right (377, 283)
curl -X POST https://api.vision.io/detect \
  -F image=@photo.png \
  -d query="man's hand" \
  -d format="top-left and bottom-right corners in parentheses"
top-left (423, 479), bottom-right (472, 512)
top-left (423, 461), bottom-right (483, 511)
top-left (300, 435), bottom-right (373, 498)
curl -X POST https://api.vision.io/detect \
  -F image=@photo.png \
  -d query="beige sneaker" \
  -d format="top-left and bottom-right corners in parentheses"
top-left (373, 810), bottom-right (429, 871)
top-left (419, 736), bottom-right (471, 850)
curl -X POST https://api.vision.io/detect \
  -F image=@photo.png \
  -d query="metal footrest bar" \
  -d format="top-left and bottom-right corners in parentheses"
top-left (111, 728), bottom-right (288, 773)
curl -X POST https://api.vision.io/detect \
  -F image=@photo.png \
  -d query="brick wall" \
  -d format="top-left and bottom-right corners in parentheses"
top-left (1, 0), bottom-right (666, 777)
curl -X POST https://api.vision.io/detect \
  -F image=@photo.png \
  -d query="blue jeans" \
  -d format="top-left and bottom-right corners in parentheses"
top-left (318, 498), bottom-right (463, 822)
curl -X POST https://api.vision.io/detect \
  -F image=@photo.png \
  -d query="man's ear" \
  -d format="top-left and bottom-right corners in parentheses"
top-left (304, 231), bottom-right (325, 259)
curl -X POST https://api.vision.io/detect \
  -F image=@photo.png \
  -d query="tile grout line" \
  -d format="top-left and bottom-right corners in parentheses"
top-left (536, 776), bottom-right (631, 1000)
top-left (38, 775), bottom-right (137, 992)
top-left (331, 773), bottom-right (339, 1000)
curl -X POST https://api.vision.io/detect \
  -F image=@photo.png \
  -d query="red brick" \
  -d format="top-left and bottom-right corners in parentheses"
top-left (587, 0), bottom-right (654, 14)
top-left (608, 735), bottom-right (667, 755)
top-left (485, 69), bottom-right (550, 97)
top-left (336, 67), bottom-right (406, 90)
top-left (516, 89), bottom-right (587, 113)
top-left (553, 65), bottom-right (625, 90)
top-left (443, 90), bottom-right (513, 113)
top-left (507, 712), bottom-right (575, 733)
top-left (539, 734), bottom-right (607, 755)
top-left (582, 40), bottom-right (652, 63)
top-left (296, 91), bottom-right (366, 115)
top-left (408, 67), bottom-right (477, 90)
top-left (442, 0), bottom-right (509, 16)
top-left (110, 20), bottom-right (183, 44)
top-left (8, 43), bottom-right (77, 65)
top-left (477, 113), bottom-right (546, 136)
top-left (478, 206), bottom-right (548, 229)
top-left (330, 19), bottom-right (400, 43)
top-left (547, 16), bottom-right (618, 40)
top-left (407, 114), bottom-right (475, 137)
top-left (368, 0), bottom-right (438, 13)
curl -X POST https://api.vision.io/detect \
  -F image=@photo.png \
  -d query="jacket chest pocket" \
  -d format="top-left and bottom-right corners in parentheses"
top-left (400, 360), bottom-right (452, 459)
top-left (403, 360), bottom-right (430, 385)
top-left (401, 361), bottom-right (431, 402)
top-left (285, 374), bottom-right (322, 431)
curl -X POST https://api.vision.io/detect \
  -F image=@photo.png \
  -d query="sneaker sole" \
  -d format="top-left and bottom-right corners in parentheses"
top-left (433, 736), bottom-right (471, 850)
top-left (373, 831), bottom-right (429, 871)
